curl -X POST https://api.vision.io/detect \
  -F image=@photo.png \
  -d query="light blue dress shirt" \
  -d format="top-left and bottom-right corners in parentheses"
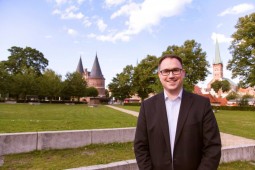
top-left (164, 89), bottom-right (183, 158)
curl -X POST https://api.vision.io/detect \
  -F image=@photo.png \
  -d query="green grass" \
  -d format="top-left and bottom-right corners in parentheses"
top-left (215, 110), bottom-right (255, 140)
top-left (120, 105), bottom-right (255, 140)
top-left (0, 104), bottom-right (137, 133)
top-left (1, 142), bottom-right (254, 170)
top-left (0, 142), bottom-right (135, 170)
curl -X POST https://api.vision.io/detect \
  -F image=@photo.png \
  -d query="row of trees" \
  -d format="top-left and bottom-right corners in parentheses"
top-left (109, 40), bottom-right (210, 101)
top-left (108, 12), bottom-right (255, 102)
top-left (0, 47), bottom-right (98, 102)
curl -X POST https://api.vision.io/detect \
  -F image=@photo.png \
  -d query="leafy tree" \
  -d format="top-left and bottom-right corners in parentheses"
top-left (62, 72), bottom-right (87, 101)
top-left (9, 67), bottom-right (39, 100)
top-left (242, 94), bottom-right (253, 99)
top-left (221, 80), bottom-right (231, 92)
top-left (227, 12), bottom-right (255, 88)
top-left (226, 91), bottom-right (239, 100)
top-left (38, 69), bottom-right (63, 101)
top-left (132, 56), bottom-right (158, 101)
top-left (0, 62), bottom-right (10, 99)
top-left (4, 46), bottom-right (48, 75)
top-left (108, 65), bottom-right (134, 102)
top-left (211, 80), bottom-right (230, 93)
top-left (163, 40), bottom-right (210, 91)
top-left (211, 80), bottom-right (222, 93)
top-left (86, 87), bottom-right (98, 97)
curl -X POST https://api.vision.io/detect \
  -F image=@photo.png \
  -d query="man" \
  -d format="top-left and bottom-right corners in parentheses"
top-left (134, 54), bottom-right (221, 170)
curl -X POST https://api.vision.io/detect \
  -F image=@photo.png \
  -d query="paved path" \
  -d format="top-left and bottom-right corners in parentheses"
top-left (106, 105), bottom-right (255, 147)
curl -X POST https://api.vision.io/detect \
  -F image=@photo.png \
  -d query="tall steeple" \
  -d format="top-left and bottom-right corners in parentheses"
top-left (213, 38), bottom-right (223, 80)
top-left (214, 38), bottom-right (222, 64)
top-left (76, 56), bottom-right (84, 74)
top-left (90, 53), bottom-right (104, 79)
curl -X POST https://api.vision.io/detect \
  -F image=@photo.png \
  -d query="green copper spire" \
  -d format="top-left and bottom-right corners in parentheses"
top-left (214, 38), bottom-right (222, 64)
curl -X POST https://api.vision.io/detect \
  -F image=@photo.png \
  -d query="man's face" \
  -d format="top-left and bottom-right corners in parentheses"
top-left (158, 58), bottom-right (185, 94)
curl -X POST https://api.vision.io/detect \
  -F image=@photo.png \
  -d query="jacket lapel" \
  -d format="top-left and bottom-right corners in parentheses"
top-left (157, 92), bottom-right (172, 158)
top-left (174, 90), bottom-right (193, 146)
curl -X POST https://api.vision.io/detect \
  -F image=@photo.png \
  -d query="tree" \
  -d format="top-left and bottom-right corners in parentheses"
top-left (0, 62), bottom-right (10, 99)
top-left (86, 87), bottom-right (99, 97)
top-left (211, 80), bottom-right (222, 93)
top-left (108, 65), bottom-right (134, 102)
top-left (62, 72), bottom-right (87, 101)
top-left (221, 80), bottom-right (231, 92)
top-left (9, 67), bottom-right (39, 100)
top-left (211, 80), bottom-right (231, 93)
top-left (226, 91), bottom-right (239, 100)
top-left (133, 55), bottom-right (158, 101)
top-left (227, 12), bottom-right (255, 88)
top-left (38, 69), bottom-right (63, 101)
top-left (163, 40), bottom-right (210, 91)
top-left (4, 46), bottom-right (48, 75)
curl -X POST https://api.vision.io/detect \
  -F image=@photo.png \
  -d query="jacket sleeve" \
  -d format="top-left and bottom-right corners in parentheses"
top-left (134, 102), bottom-right (153, 170)
top-left (198, 99), bottom-right (222, 170)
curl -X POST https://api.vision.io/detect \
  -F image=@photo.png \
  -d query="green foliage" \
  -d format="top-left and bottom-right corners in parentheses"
top-left (227, 12), bottom-right (255, 87)
top-left (38, 69), bottom-right (63, 101)
top-left (108, 65), bottom-right (134, 101)
top-left (62, 72), bottom-right (87, 101)
top-left (163, 40), bottom-right (210, 91)
top-left (132, 55), bottom-right (158, 100)
top-left (9, 67), bottom-right (40, 100)
top-left (4, 46), bottom-right (48, 76)
top-left (226, 91), bottom-right (239, 100)
top-left (212, 106), bottom-right (255, 111)
top-left (86, 87), bottom-right (99, 97)
top-left (211, 80), bottom-right (231, 93)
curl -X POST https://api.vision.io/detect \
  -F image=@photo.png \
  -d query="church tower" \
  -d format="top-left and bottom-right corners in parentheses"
top-left (213, 39), bottom-right (223, 80)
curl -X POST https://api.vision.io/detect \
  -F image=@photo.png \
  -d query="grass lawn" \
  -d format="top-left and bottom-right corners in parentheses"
top-left (119, 105), bottom-right (255, 140)
top-left (1, 104), bottom-right (255, 169)
top-left (0, 104), bottom-right (137, 133)
top-left (1, 142), bottom-right (254, 170)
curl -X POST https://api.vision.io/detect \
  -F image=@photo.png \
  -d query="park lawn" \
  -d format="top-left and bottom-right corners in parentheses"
top-left (1, 142), bottom-right (254, 169)
top-left (119, 105), bottom-right (255, 140)
top-left (0, 104), bottom-right (137, 133)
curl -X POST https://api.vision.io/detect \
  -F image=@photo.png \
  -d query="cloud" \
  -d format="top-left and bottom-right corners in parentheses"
top-left (67, 28), bottom-right (78, 36)
top-left (83, 17), bottom-right (92, 27)
top-left (45, 35), bottom-right (53, 39)
top-left (218, 3), bottom-right (254, 16)
top-left (111, 2), bottom-right (140, 19)
top-left (94, 0), bottom-right (192, 42)
top-left (211, 33), bottom-right (233, 43)
top-left (53, 5), bottom-right (84, 19)
top-left (97, 19), bottom-right (107, 32)
top-left (105, 0), bottom-right (126, 7)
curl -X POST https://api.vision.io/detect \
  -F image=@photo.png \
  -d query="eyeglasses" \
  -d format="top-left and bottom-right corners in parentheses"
top-left (159, 68), bottom-right (183, 76)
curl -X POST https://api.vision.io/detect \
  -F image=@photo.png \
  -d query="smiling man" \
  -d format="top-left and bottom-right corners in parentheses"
top-left (134, 54), bottom-right (221, 170)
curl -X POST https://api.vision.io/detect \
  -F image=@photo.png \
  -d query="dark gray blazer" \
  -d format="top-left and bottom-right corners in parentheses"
top-left (134, 90), bottom-right (221, 170)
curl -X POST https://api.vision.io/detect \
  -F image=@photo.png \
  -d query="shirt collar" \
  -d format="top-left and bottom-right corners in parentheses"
top-left (164, 88), bottom-right (183, 101)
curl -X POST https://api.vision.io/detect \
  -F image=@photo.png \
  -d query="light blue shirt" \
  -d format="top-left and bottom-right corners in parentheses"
top-left (164, 89), bottom-right (183, 158)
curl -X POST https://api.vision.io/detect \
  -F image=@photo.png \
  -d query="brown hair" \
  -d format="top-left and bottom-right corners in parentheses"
top-left (158, 54), bottom-right (183, 71)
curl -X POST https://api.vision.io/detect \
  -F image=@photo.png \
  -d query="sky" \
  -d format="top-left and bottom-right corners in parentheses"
top-left (0, 0), bottom-right (254, 88)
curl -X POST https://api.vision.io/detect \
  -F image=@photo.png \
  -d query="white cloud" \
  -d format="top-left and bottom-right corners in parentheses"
top-left (211, 33), bottom-right (233, 43)
top-left (97, 19), bottom-right (107, 32)
top-left (67, 28), bottom-right (78, 36)
top-left (218, 3), bottom-right (254, 16)
top-left (45, 35), bottom-right (53, 39)
top-left (105, 0), bottom-right (126, 7)
top-left (55, 0), bottom-right (68, 6)
top-left (217, 23), bottom-right (223, 28)
top-left (83, 17), bottom-right (92, 27)
top-left (93, 0), bottom-right (192, 42)
top-left (126, 0), bottom-right (192, 34)
top-left (111, 2), bottom-right (140, 19)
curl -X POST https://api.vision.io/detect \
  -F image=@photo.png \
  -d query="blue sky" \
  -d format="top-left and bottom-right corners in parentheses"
top-left (0, 0), bottom-right (254, 87)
